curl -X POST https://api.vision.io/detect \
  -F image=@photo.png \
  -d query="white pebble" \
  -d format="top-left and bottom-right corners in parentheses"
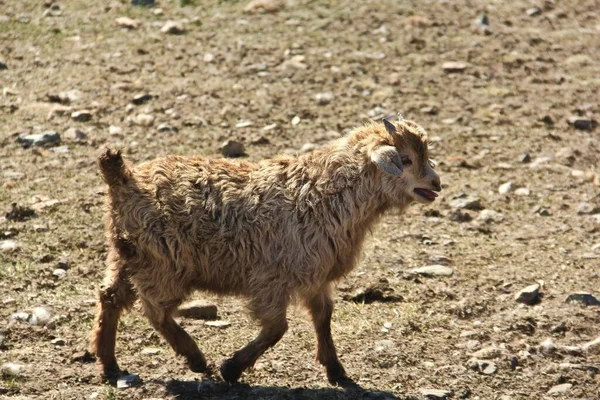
top-left (53, 268), bottom-right (67, 279)
top-left (1, 362), bottom-right (24, 377)
top-left (30, 307), bottom-right (52, 326)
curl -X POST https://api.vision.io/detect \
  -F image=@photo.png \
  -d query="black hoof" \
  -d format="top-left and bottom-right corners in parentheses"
top-left (101, 364), bottom-right (121, 384)
top-left (326, 363), bottom-right (348, 385)
top-left (220, 358), bottom-right (243, 384)
top-left (188, 354), bottom-right (208, 373)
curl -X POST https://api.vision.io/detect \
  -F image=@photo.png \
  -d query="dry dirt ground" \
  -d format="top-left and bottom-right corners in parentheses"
top-left (1, 0), bottom-right (599, 399)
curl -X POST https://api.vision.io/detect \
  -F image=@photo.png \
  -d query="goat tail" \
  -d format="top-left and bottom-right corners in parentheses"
top-left (99, 148), bottom-right (131, 188)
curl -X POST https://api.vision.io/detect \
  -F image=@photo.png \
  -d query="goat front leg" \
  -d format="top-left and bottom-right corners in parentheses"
top-left (305, 284), bottom-right (347, 384)
top-left (221, 297), bottom-right (288, 384)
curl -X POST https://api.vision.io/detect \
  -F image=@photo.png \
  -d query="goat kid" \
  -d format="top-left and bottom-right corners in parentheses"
top-left (89, 118), bottom-right (442, 384)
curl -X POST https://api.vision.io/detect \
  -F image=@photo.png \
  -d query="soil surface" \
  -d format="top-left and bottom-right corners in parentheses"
top-left (1, 0), bottom-right (599, 399)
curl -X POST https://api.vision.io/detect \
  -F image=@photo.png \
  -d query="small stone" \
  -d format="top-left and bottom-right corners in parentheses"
top-left (529, 156), bottom-right (552, 168)
top-left (449, 209), bottom-right (473, 223)
top-left (17, 131), bottom-right (61, 148)
top-left (115, 17), bottom-right (140, 29)
top-left (10, 312), bottom-right (30, 322)
top-left (515, 284), bottom-right (540, 305)
top-left (477, 209), bottom-right (504, 223)
top-left (204, 320), bottom-right (231, 329)
top-left (117, 374), bottom-right (140, 389)
top-left (428, 255), bottom-right (452, 265)
top-left (315, 92), bottom-right (334, 105)
top-left (157, 123), bottom-right (177, 132)
top-left (442, 62), bottom-right (468, 73)
top-left (203, 53), bottom-right (215, 63)
top-left (135, 113), bottom-right (154, 126)
top-left (109, 126), bottom-right (123, 136)
top-left (51, 145), bottom-right (70, 154)
top-left (132, 93), bottom-right (152, 105)
top-left (420, 106), bottom-right (439, 115)
top-left (51, 338), bottom-right (66, 346)
top-left (250, 135), bottom-right (269, 145)
top-left (299, 143), bottom-right (319, 153)
top-left (565, 293), bottom-right (600, 306)
top-left (568, 116), bottom-right (593, 131)
top-left (408, 265), bottom-right (454, 277)
top-left (47, 90), bottom-right (80, 104)
top-left (0, 61), bottom-right (7, 70)
top-left (449, 195), bottom-right (482, 210)
top-left (64, 128), bottom-right (86, 142)
top-left (141, 347), bottom-right (161, 355)
top-left (263, 123), bottom-right (278, 131)
top-left (30, 307), bottom-right (52, 326)
top-left (532, 206), bottom-right (551, 216)
top-left (527, 7), bottom-right (542, 16)
top-left (547, 383), bottom-right (572, 395)
top-left (374, 339), bottom-right (395, 352)
top-left (291, 115), bottom-right (301, 126)
top-left (161, 21), bottom-right (185, 35)
top-left (498, 182), bottom-right (514, 194)
top-left (470, 359), bottom-right (497, 374)
top-left (53, 268), bottom-right (67, 279)
top-left (131, 0), bottom-right (155, 6)
top-left (244, 0), bottom-right (284, 14)
top-left (0, 240), bottom-right (19, 253)
top-left (519, 153), bottom-right (531, 163)
top-left (220, 140), bottom-right (245, 158)
top-left (235, 120), bottom-right (253, 128)
top-left (57, 257), bottom-right (69, 270)
top-left (177, 301), bottom-right (217, 319)
top-left (476, 14), bottom-right (489, 26)
top-left (582, 337), bottom-right (600, 353)
top-left (1, 362), bottom-right (24, 377)
top-left (419, 388), bottom-right (451, 399)
top-left (3, 298), bottom-right (16, 306)
top-left (577, 202), bottom-right (600, 215)
top-left (71, 110), bottom-right (92, 122)
top-left (515, 188), bottom-right (530, 196)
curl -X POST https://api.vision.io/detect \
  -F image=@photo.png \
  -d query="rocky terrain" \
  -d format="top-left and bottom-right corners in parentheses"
top-left (0, 0), bottom-right (599, 399)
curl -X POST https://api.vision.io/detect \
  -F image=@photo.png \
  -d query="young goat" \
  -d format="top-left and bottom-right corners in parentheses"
top-left (89, 118), bottom-right (442, 384)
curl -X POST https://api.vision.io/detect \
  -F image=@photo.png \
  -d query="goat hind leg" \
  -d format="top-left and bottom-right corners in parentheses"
top-left (142, 300), bottom-right (207, 373)
top-left (221, 299), bottom-right (288, 384)
top-left (89, 260), bottom-right (136, 379)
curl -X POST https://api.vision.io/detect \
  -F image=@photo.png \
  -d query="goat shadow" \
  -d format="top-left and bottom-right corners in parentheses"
top-left (158, 377), bottom-right (402, 400)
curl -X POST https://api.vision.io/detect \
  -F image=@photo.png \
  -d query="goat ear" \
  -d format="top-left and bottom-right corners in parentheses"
top-left (371, 146), bottom-right (403, 176)
top-left (383, 118), bottom-right (397, 138)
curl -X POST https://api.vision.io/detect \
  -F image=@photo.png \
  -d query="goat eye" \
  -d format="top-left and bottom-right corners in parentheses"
top-left (428, 159), bottom-right (437, 169)
top-left (401, 156), bottom-right (412, 166)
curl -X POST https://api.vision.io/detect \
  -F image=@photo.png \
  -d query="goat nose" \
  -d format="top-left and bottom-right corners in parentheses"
top-left (432, 178), bottom-right (442, 192)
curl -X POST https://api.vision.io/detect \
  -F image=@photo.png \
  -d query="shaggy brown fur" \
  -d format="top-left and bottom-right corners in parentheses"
top-left (89, 119), bottom-right (442, 384)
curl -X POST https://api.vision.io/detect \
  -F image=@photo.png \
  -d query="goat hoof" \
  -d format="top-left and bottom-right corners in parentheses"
top-left (326, 364), bottom-right (347, 385)
top-left (100, 364), bottom-right (122, 384)
top-left (188, 354), bottom-right (208, 373)
top-left (220, 359), bottom-right (243, 384)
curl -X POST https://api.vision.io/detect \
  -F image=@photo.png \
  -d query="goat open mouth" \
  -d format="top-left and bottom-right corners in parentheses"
top-left (413, 188), bottom-right (439, 201)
